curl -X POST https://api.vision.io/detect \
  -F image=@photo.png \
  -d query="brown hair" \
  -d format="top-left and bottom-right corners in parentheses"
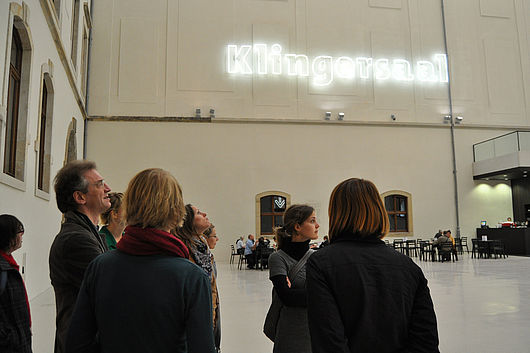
top-left (124, 168), bottom-right (185, 230)
top-left (54, 160), bottom-right (96, 213)
top-left (0, 214), bottom-right (24, 252)
top-left (204, 224), bottom-right (215, 237)
top-left (328, 178), bottom-right (389, 240)
top-left (100, 192), bottom-right (124, 225)
top-left (274, 204), bottom-right (314, 249)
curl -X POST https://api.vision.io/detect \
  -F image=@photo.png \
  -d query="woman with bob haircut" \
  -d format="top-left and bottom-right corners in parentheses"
top-left (0, 214), bottom-right (32, 353)
top-left (65, 168), bottom-right (216, 353)
top-left (306, 178), bottom-right (439, 353)
top-left (175, 205), bottom-right (221, 353)
top-left (266, 204), bottom-right (319, 353)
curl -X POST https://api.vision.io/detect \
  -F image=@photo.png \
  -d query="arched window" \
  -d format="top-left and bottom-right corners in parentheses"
top-left (381, 190), bottom-right (413, 236)
top-left (255, 191), bottom-right (291, 237)
top-left (70, 0), bottom-right (80, 69)
top-left (36, 67), bottom-right (54, 198)
top-left (64, 118), bottom-right (78, 165)
top-left (1, 6), bottom-right (32, 190)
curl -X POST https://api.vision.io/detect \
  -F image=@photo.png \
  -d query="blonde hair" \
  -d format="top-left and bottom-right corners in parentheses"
top-left (328, 178), bottom-right (389, 240)
top-left (100, 192), bottom-right (124, 225)
top-left (124, 168), bottom-right (185, 230)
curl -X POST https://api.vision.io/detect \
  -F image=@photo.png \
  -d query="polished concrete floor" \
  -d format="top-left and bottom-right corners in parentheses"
top-left (31, 253), bottom-right (530, 353)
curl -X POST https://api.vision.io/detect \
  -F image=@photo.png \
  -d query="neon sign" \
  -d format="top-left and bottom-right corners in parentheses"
top-left (226, 44), bottom-right (448, 86)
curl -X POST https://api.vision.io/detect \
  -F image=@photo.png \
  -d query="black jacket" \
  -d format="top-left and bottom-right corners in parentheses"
top-left (49, 211), bottom-right (107, 353)
top-left (306, 235), bottom-right (439, 353)
top-left (0, 256), bottom-right (32, 353)
top-left (65, 251), bottom-right (216, 353)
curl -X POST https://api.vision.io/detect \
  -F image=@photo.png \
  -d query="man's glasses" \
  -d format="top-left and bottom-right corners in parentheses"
top-left (92, 179), bottom-right (105, 188)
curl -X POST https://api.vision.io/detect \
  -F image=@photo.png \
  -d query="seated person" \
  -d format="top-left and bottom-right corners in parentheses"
top-left (434, 229), bottom-right (443, 239)
top-left (236, 236), bottom-right (245, 255)
top-left (244, 234), bottom-right (257, 269)
top-left (433, 230), bottom-right (454, 261)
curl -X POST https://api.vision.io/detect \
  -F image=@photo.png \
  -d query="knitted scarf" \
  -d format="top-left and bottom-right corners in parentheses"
top-left (117, 226), bottom-right (189, 258)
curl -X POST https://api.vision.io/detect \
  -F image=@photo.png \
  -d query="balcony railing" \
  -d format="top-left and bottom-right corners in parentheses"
top-left (473, 131), bottom-right (530, 162)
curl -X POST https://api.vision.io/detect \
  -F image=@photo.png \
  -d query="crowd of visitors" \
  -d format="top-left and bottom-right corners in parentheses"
top-left (0, 160), bottom-right (440, 353)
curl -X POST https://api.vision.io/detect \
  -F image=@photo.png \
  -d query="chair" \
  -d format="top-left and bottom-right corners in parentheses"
top-left (454, 238), bottom-right (463, 255)
top-left (471, 238), bottom-right (478, 258)
top-left (437, 242), bottom-right (456, 262)
top-left (405, 240), bottom-right (419, 257)
top-left (491, 240), bottom-right (507, 259)
top-left (460, 237), bottom-right (469, 253)
top-left (257, 247), bottom-right (275, 270)
top-left (230, 245), bottom-right (238, 264)
top-left (393, 239), bottom-right (404, 254)
top-left (419, 241), bottom-right (435, 261)
top-left (237, 252), bottom-right (247, 270)
top-left (477, 240), bottom-right (490, 258)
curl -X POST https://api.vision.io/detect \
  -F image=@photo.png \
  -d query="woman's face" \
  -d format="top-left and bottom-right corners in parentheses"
top-left (192, 206), bottom-right (211, 234)
top-left (294, 211), bottom-right (319, 241)
top-left (11, 231), bottom-right (24, 252)
top-left (206, 228), bottom-right (219, 249)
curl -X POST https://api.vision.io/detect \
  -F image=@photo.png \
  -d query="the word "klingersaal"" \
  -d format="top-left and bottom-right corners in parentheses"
top-left (226, 44), bottom-right (449, 86)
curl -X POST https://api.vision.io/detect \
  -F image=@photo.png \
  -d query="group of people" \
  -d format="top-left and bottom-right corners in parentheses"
top-left (1, 160), bottom-right (440, 353)
top-left (2, 161), bottom-right (221, 353)
top-left (240, 234), bottom-right (273, 269)
top-left (266, 178), bottom-right (440, 352)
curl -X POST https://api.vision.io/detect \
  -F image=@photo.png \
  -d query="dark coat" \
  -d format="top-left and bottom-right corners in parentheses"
top-left (65, 251), bottom-right (216, 353)
top-left (49, 210), bottom-right (107, 353)
top-left (306, 235), bottom-right (439, 353)
top-left (0, 256), bottom-right (32, 353)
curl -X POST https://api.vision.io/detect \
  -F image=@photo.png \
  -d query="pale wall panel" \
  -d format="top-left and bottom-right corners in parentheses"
top-left (252, 24), bottom-right (290, 106)
top-left (483, 38), bottom-right (524, 115)
top-left (118, 18), bottom-right (159, 102)
top-left (371, 31), bottom-right (414, 110)
top-left (450, 38), bottom-right (476, 101)
top-left (305, 0), bottom-right (364, 97)
top-left (369, 0), bottom-right (402, 9)
top-left (479, 0), bottom-right (514, 18)
top-left (177, 0), bottom-right (234, 92)
top-left (416, 0), bottom-right (449, 102)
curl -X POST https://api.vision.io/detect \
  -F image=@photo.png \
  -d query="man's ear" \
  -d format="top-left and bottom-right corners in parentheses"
top-left (73, 190), bottom-right (87, 205)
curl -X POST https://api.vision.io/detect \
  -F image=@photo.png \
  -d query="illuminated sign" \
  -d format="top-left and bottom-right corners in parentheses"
top-left (226, 44), bottom-right (448, 86)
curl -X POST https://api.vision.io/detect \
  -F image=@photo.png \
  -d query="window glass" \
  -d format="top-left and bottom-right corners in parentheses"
top-left (261, 215), bottom-right (273, 233)
top-left (384, 196), bottom-right (394, 211)
top-left (261, 196), bottom-right (272, 212)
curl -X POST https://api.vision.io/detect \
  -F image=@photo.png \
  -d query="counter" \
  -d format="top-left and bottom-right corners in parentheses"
top-left (476, 228), bottom-right (530, 256)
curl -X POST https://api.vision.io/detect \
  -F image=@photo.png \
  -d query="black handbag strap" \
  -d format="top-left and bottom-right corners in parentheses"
top-left (277, 249), bottom-right (314, 280)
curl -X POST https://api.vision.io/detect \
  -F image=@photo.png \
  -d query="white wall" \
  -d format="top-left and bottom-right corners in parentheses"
top-left (86, 120), bottom-right (514, 262)
top-left (0, 0), bottom-right (91, 299)
top-left (87, 0), bottom-right (530, 126)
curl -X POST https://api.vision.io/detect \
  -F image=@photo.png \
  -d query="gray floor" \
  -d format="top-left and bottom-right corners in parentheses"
top-left (32, 253), bottom-right (530, 353)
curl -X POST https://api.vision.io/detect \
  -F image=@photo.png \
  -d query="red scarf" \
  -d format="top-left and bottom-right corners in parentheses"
top-left (0, 251), bottom-right (31, 326)
top-left (117, 226), bottom-right (189, 258)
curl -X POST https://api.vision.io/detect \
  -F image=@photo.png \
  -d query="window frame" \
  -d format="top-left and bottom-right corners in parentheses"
top-left (4, 28), bottom-right (23, 178)
top-left (35, 66), bottom-right (55, 200)
top-left (1, 5), bottom-right (33, 191)
top-left (255, 191), bottom-right (291, 238)
top-left (381, 190), bottom-right (413, 237)
top-left (70, 0), bottom-right (80, 70)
